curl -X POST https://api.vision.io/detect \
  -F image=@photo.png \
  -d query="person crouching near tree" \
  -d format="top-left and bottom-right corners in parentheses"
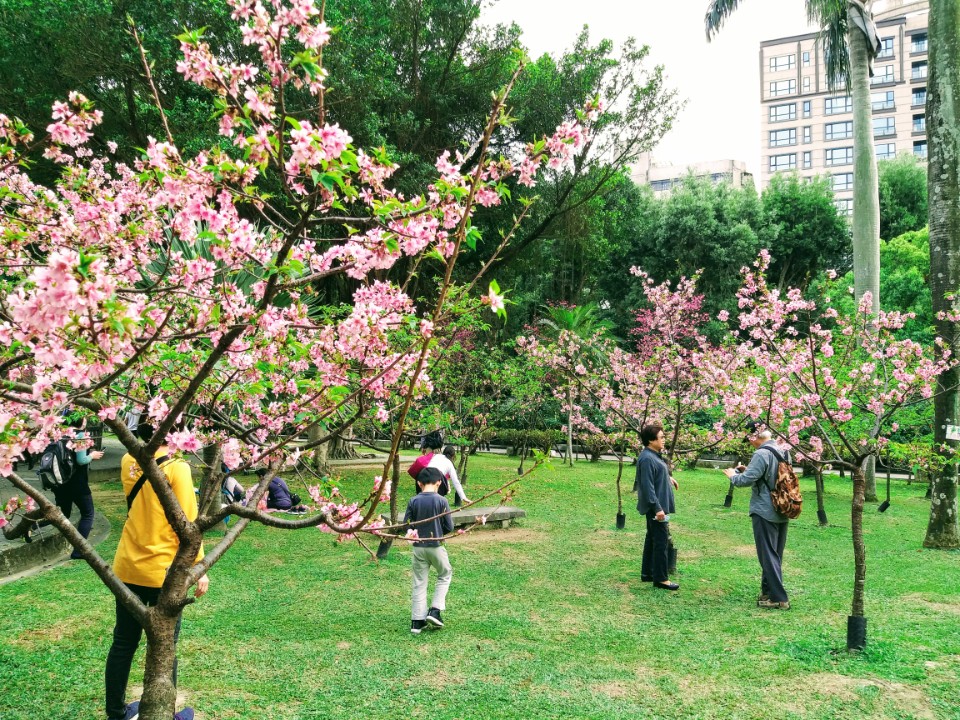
top-left (404, 467), bottom-right (454, 634)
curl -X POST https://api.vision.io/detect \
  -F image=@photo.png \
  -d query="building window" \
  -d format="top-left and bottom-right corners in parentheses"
top-left (803, 151), bottom-right (812, 169)
top-left (912, 33), bottom-right (928, 53)
top-left (914, 140), bottom-right (928, 159)
top-left (835, 198), bottom-right (853, 216)
top-left (769, 128), bottom-right (797, 147)
top-left (913, 114), bottom-right (926, 133)
top-left (710, 172), bottom-right (732, 184)
top-left (769, 153), bottom-right (797, 172)
top-left (803, 126), bottom-right (812, 144)
top-left (770, 79), bottom-right (797, 97)
top-left (769, 54), bottom-right (796, 72)
top-left (832, 173), bottom-right (853, 192)
top-left (802, 76), bottom-right (811, 92)
top-left (803, 100), bottom-right (812, 118)
top-left (913, 87), bottom-right (927, 107)
top-left (824, 121), bottom-right (853, 141)
top-left (912, 61), bottom-right (928, 81)
top-left (769, 103), bottom-right (797, 122)
top-left (825, 96), bottom-right (852, 115)
top-left (871, 90), bottom-right (895, 111)
top-left (876, 142), bottom-right (897, 160)
top-left (650, 179), bottom-right (673, 192)
top-left (872, 64), bottom-right (895, 85)
top-left (877, 37), bottom-right (894, 59)
top-left (873, 116), bottom-right (896, 138)
top-left (802, 51), bottom-right (811, 66)
top-left (825, 147), bottom-right (853, 166)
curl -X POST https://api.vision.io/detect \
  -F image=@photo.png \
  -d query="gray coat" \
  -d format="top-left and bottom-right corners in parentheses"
top-left (729, 441), bottom-right (789, 523)
top-left (636, 447), bottom-right (675, 516)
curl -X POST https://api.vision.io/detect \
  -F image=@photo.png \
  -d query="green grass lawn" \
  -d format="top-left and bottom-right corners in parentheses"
top-left (1, 453), bottom-right (959, 719)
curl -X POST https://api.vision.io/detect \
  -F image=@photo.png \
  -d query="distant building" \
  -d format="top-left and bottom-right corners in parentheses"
top-left (631, 157), bottom-right (755, 197)
top-left (759, 0), bottom-right (929, 215)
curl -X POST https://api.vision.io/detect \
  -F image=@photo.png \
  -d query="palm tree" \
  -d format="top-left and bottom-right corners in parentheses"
top-left (924, 0), bottom-right (960, 549)
top-left (706, 0), bottom-right (883, 502)
top-left (538, 302), bottom-right (615, 466)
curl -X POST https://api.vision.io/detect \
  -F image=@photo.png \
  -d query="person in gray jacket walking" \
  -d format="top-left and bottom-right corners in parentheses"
top-left (723, 422), bottom-right (791, 609)
top-left (636, 424), bottom-right (680, 591)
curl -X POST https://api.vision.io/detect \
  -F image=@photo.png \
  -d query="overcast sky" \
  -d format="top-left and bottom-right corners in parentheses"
top-left (482, 0), bottom-right (817, 180)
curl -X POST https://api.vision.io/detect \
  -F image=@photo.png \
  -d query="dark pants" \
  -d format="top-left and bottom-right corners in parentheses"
top-left (105, 584), bottom-right (182, 719)
top-left (752, 515), bottom-right (789, 602)
top-left (43, 485), bottom-right (95, 542)
top-left (641, 513), bottom-right (670, 583)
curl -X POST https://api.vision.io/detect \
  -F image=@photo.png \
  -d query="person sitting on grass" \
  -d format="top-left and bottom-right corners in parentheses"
top-left (258, 468), bottom-right (307, 514)
top-left (404, 466), bottom-right (454, 634)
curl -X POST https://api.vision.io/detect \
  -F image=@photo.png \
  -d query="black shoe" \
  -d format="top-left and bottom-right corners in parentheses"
top-left (410, 619), bottom-right (427, 634)
top-left (653, 581), bottom-right (680, 591)
top-left (426, 608), bottom-right (444, 628)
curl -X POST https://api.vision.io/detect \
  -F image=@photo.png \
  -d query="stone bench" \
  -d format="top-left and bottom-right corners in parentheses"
top-left (450, 506), bottom-right (526, 530)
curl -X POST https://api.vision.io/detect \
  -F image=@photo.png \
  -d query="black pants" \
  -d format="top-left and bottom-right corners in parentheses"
top-left (105, 584), bottom-right (182, 719)
top-left (641, 513), bottom-right (670, 583)
top-left (752, 515), bottom-right (789, 602)
top-left (42, 485), bottom-right (95, 542)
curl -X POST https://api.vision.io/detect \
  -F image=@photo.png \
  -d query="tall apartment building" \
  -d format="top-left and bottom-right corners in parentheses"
top-left (759, 0), bottom-right (929, 214)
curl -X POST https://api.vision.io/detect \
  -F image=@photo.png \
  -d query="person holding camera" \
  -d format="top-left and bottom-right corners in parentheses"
top-left (636, 424), bottom-right (680, 591)
top-left (722, 422), bottom-right (791, 610)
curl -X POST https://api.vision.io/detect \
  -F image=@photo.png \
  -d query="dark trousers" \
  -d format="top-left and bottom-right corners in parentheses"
top-left (752, 515), bottom-right (789, 602)
top-left (641, 513), bottom-right (670, 583)
top-left (43, 486), bottom-right (95, 540)
top-left (105, 584), bottom-right (182, 719)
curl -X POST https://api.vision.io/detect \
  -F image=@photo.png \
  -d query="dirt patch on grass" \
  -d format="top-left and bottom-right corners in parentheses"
top-left (799, 674), bottom-right (934, 719)
top-left (9, 615), bottom-right (87, 648)
top-left (450, 528), bottom-right (546, 547)
top-left (901, 593), bottom-right (960, 616)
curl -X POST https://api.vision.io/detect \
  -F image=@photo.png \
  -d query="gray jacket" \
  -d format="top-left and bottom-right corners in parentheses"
top-left (729, 441), bottom-right (789, 523)
top-left (636, 448), bottom-right (675, 516)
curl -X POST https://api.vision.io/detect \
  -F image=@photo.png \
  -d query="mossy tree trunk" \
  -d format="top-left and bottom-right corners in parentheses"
top-left (925, 0), bottom-right (960, 549)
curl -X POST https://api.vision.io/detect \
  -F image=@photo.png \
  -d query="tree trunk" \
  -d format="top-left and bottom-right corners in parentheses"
top-left (925, 0), bottom-right (960, 549)
top-left (849, 5), bottom-right (881, 504)
top-left (815, 466), bottom-right (828, 526)
top-left (376, 453), bottom-right (402, 560)
top-left (309, 424), bottom-right (329, 473)
top-left (850, 465), bottom-right (867, 619)
top-left (198, 445), bottom-right (227, 530)
top-left (848, 4), bottom-right (881, 318)
top-left (863, 456), bottom-right (878, 503)
top-left (566, 386), bottom-right (574, 467)
top-left (138, 610), bottom-right (180, 720)
top-left (330, 429), bottom-right (358, 460)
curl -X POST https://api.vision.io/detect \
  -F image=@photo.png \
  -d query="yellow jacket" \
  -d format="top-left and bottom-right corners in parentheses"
top-left (113, 450), bottom-right (204, 588)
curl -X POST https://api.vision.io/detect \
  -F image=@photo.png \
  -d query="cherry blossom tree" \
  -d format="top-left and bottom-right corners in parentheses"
top-left (722, 252), bottom-right (952, 651)
top-left (0, 2), bottom-right (599, 717)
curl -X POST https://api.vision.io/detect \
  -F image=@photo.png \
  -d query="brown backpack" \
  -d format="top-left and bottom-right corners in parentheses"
top-left (759, 447), bottom-right (802, 519)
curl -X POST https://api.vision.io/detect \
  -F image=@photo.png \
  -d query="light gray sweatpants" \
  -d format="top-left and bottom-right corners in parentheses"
top-left (411, 545), bottom-right (453, 620)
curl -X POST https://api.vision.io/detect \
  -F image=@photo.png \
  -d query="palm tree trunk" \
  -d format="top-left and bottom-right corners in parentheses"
top-left (849, 6), bottom-right (881, 503)
top-left (566, 385), bottom-right (573, 467)
top-left (925, 0), bottom-right (960, 549)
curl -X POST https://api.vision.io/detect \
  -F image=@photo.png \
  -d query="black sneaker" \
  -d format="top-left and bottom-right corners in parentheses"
top-left (425, 608), bottom-right (444, 628)
top-left (121, 701), bottom-right (140, 720)
top-left (410, 619), bottom-right (426, 634)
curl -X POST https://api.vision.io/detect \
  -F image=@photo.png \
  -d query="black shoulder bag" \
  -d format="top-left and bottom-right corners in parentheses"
top-left (126, 455), bottom-right (169, 510)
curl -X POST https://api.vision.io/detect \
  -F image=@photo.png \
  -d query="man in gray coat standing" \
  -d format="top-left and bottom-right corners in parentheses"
top-left (636, 424), bottom-right (679, 591)
top-left (723, 422), bottom-right (791, 609)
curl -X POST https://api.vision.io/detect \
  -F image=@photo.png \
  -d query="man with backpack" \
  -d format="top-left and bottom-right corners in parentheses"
top-left (722, 422), bottom-right (796, 610)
